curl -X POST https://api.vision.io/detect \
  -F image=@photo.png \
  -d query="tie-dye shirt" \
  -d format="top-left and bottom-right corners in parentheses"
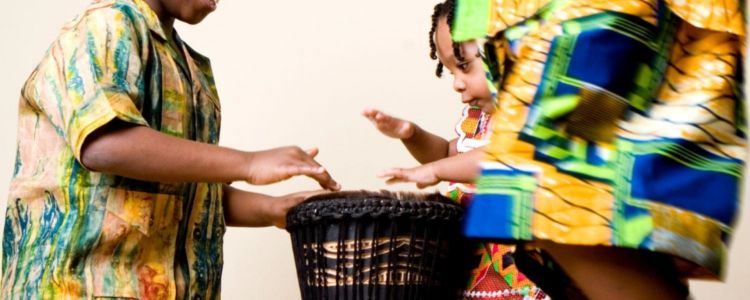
top-left (2, 0), bottom-right (225, 298)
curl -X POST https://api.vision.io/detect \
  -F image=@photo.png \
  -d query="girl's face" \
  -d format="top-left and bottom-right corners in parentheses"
top-left (154, 0), bottom-right (218, 24)
top-left (435, 17), bottom-right (494, 114)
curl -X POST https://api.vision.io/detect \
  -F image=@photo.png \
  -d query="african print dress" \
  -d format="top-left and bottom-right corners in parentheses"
top-left (453, 0), bottom-right (746, 279)
top-left (447, 107), bottom-right (547, 300)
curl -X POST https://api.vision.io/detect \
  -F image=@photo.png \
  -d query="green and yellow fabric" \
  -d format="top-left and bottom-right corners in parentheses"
top-left (2, 0), bottom-right (225, 298)
top-left (456, 0), bottom-right (746, 279)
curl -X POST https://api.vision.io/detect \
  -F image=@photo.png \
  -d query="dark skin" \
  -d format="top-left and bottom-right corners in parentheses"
top-left (81, 0), bottom-right (339, 229)
top-left (535, 241), bottom-right (689, 300)
top-left (361, 17), bottom-right (490, 188)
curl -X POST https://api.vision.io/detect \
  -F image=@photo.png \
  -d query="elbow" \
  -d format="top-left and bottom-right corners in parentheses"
top-left (80, 137), bottom-right (118, 172)
top-left (79, 120), bottom-right (137, 172)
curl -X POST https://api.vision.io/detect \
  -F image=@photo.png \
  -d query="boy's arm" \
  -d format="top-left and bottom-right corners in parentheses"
top-left (81, 120), bottom-right (339, 190)
top-left (221, 184), bottom-right (324, 228)
top-left (379, 147), bottom-right (483, 188)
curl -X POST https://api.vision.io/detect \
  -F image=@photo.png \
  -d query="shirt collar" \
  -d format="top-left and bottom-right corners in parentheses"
top-left (131, 0), bottom-right (168, 40)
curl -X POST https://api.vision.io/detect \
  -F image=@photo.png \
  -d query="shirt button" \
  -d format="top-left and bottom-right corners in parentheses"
top-left (193, 228), bottom-right (201, 240)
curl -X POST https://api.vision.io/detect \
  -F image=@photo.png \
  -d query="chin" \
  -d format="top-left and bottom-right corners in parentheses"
top-left (179, 11), bottom-right (211, 24)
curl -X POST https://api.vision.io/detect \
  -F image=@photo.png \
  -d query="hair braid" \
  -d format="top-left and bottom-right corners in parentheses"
top-left (428, 0), bottom-right (458, 78)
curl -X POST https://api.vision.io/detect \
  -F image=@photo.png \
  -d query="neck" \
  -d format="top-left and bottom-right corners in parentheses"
top-left (144, 0), bottom-right (175, 36)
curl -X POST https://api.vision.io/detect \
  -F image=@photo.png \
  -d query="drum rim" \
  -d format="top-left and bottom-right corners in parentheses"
top-left (285, 190), bottom-right (463, 229)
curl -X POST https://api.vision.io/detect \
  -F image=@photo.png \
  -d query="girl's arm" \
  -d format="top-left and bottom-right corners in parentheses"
top-left (379, 147), bottom-right (483, 188)
top-left (363, 108), bottom-right (451, 164)
top-left (81, 120), bottom-right (340, 190)
top-left (401, 125), bottom-right (454, 164)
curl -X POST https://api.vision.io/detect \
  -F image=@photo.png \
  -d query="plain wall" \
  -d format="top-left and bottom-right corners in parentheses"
top-left (0, 1), bottom-right (747, 299)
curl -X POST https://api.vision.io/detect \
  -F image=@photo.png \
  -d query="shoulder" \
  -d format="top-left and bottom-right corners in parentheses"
top-left (61, 0), bottom-right (152, 43)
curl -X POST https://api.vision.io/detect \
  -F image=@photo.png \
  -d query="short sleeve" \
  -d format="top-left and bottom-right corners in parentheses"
top-left (30, 7), bottom-right (150, 162)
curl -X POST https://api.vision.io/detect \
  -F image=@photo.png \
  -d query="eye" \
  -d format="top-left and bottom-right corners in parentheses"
top-left (457, 61), bottom-right (470, 71)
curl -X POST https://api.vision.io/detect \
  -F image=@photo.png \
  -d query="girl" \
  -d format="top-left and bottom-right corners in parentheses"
top-left (1, 0), bottom-right (339, 299)
top-left (363, 1), bottom-right (546, 299)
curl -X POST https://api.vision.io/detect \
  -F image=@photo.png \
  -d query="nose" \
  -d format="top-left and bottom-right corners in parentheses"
top-left (453, 76), bottom-right (466, 93)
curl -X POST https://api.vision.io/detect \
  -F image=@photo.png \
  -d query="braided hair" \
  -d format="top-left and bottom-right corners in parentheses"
top-left (428, 0), bottom-right (462, 77)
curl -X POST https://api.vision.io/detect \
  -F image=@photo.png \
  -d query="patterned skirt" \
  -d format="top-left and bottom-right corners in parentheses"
top-left (449, 188), bottom-right (548, 300)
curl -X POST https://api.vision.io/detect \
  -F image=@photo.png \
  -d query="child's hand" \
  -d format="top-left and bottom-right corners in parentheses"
top-left (378, 164), bottom-right (439, 189)
top-left (264, 190), bottom-right (327, 228)
top-left (362, 108), bottom-right (416, 139)
top-left (245, 146), bottom-right (340, 191)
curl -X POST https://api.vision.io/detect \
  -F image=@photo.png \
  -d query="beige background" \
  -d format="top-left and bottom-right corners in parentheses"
top-left (0, 1), bottom-right (748, 299)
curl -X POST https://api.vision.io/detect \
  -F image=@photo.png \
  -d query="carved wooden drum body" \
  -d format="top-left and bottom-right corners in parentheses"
top-left (286, 191), bottom-right (467, 300)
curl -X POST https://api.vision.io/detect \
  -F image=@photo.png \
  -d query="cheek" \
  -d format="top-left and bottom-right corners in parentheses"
top-left (470, 73), bottom-right (491, 97)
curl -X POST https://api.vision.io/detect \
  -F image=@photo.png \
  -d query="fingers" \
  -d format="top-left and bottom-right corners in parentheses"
top-left (288, 189), bottom-right (328, 200)
top-left (305, 147), bottom-right (319, 158)
top-left (279, 165), bottom-right (339, 191)
top-left (294, 147), bottom-right (340, 191)
top-left (361, 107), bottom-right (382, 122)
top-left (378, 168), bottom-right (408, 185)
top-left (310, 169), bottom-right (341, 191)
top-left (283, 164), bottom-right (340, 191)
top-left (377, 167), bottom-right (437, 188)
top-left (377, 168), bottom-right (403, 179)
top-left (282, 165), bottom-right (325, 177)
top-left (362, 108), bottom-right (391, 124)
top-left (266, 146), bottom-right (339, 191)
top-left (271, 189), bottom-right (330, 229)
top-left (361, 107), bottom-right (377, 118)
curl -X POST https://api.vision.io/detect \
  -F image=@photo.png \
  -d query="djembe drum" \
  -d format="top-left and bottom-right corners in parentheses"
top-left (286, 191), bottom-right (468, 300)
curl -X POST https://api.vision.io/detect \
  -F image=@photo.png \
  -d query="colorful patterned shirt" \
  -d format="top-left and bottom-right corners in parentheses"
top-left (454, 0), bottom-right (746, 279)
top-left (2, 0), bottom-right (225, 298)
top-left (446, 107), bottom-right (547, 300)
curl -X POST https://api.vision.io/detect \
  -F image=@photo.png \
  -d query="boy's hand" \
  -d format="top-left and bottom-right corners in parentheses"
top-left (244, 146), bottom-right (340, 191)
top-left (362, 108), bottom-right (416, 139)
top-left (264, 190), bottom-right (328, 229)
top-left (378, 164), bottom-right (439, 189)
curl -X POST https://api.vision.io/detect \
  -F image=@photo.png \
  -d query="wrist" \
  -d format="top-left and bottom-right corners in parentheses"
top-left (426, 163), bottom-right (440, 182)
top-left (257, 195), bottom-right (276, 227)
top-left (240, 150), bottom-right (258, 184)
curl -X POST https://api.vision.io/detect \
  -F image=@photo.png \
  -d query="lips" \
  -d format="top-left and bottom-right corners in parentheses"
top-left (463, 99), bottom-right (479, 107)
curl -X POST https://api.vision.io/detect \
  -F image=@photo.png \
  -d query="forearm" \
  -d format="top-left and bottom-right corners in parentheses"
top-left (402, 125), bottom-right (450, 164)
top-left (429, 148), bottom-right (483, 183)
top-left (222, 184), bottom-right (274, 227)
top-left (81, 121), bottom-right (248, 183)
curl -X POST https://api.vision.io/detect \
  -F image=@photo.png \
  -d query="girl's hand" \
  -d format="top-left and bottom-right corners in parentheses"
top-left (362, 108), bottom-right (415, 139)
top-left (244, 146), bottom-right (340, 191)
top-left (378, 164), bottom-right (439, 189)
top-left (264, 190), bottom-right (327, 229)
